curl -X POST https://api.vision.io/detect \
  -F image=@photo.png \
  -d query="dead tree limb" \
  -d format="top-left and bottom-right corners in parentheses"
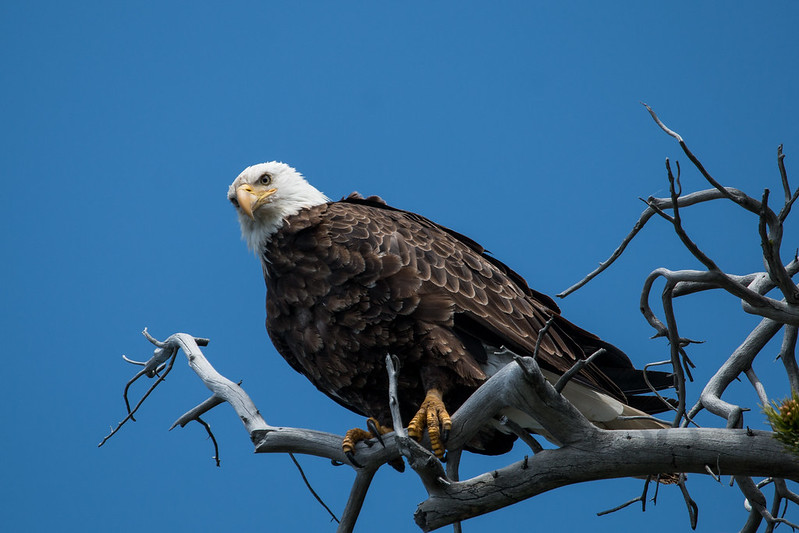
top-left (104, 108), bottom-right (799, 532)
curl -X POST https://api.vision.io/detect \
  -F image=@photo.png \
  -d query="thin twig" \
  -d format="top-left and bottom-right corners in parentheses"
top-left (289, 453), bottom-right (340, 524)
top-left (386, 354), bottom-right (407, 437)
top-left (679, 346), bottom-right (696, 382)
top-left (554, 348), bottom-right (605, 393)
top-left (676, 473), bottom-right (699, 530)
top-left (758, 189), bottom-right (799, 305)
top-left (644, 104), bottom-right (799, 305)
top-left (775, 478), bottom-right (799, 506)
top-left (597, 496), bottom-right (646, 516)
top-left (774, 143), bottom-right (798, 225)
top-left (597, 477), bottom-right (651, 516)
top-left (778, 145), bottom-right (791, 204)
top-left (643, 360), bottom-right (680, 417)
top-left (672, 273), bottom-right (760, 298)
top-left (643, 103), bottom-right (752, 213)
top-left (661, 280), bottom-right (688, 428)
top-left (559, 187), bottom-right (763, 298)
top-left (757, 478), bottom-right (776, 490)
top-left (740, 475), bottom-right (799, 532)
top-left (499, 415), bottom-right (544, 453)
top-left (779, 326), bottom-right (799, 392)
top-left (744, 367), bottom-right (769, 408)
top-left (195, 417), bottom-right (220, 467)
top-left (170, 395), bottom-right (226, 430)
top-left (99, 347), bottom-right (179, 447)
top-left (122, 367), bottom-right (151, 421)
top-left (665, 159), bottom-right (719, 271)
top-left (642, 103), bottom-right (683, 142)
top-left (778, 187), bottom-right (799, 223)
top-left (704, 464), bottom-right (720, 483)
top-left (122, 355), bottom-right (147, 366)
top-left (532, 317), bottom-right (555, 360)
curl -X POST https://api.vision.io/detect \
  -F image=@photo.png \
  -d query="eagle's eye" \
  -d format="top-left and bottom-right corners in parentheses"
top-left (230, 196), bottom-right (240, 208)
top-left (259, 173), bottom-right (273, 186)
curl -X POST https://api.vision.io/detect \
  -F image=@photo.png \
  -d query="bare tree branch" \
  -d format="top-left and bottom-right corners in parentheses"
top-left (498, 415), bottom-right (543, 453)
top-left (532, 316), bottom-right (555, 360)
top-left (416, 426), bottom-right (797, 531)
top-left (338, 467), bottom-right (375, 532)
top-left (642, 103), bottom-right (769, 217)
top-left (779, 145), bottom-right (791, 204)
top-left (776, 144), bottom-right (799, 224)
top-left (597, 477), bottom-right (651, 516)
top-left (558, 187), bottom-right (745, 298)
top-left (697, 317), bottom-right (783, 428)
top-left (676, 474), bottom-right (699, 530)
top-left (553, 348), bottom-right (605, 393)
top-left (779, 326), bottom-right (799, 392)
top-left (289, 453), bottom-right (340, 525)
top-left (103, 330), bottom-right (799, 531)
top-left (105, 112), bottom-right (799, 532)
top-left (745, 367), bottom-right (770, 408)
top-left (663, 158), bottom-right (719, 272)
top-left (194, 417), bottom-right (220, 467)
top-left (758, 189), bottom-right (799, 305)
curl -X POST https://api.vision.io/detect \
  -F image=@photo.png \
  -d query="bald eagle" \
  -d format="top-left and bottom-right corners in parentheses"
top-left (228, 162), bottom-right (672, 461)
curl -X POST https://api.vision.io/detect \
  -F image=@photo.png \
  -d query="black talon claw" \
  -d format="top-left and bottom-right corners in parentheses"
top-left (345, 450), bottom-right (363, 468)
top-left (367, 419), bottom-right (385, 448)
top-left (442, 428), bottom-right (450, 443)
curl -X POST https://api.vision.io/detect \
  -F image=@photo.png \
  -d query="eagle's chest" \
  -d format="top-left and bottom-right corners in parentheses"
top-left (263, 261), bottom-right (424, 392)
top-left (265, 273), bottom-right (414, 355)
top-left (261, 212), bottom-right (435, 391)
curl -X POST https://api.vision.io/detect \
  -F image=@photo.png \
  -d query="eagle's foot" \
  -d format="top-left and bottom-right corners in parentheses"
top-left (342, 417), bottom-right (392, 467)
top-left (407, 388), bottom-right (451, 459)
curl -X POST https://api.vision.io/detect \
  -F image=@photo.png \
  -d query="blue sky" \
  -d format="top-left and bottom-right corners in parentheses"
top-left (2, 2), bottom-right (798, 532)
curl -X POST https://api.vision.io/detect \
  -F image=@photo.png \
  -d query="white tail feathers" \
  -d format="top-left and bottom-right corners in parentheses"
top-left (493, 369), bottom-right (670, 444)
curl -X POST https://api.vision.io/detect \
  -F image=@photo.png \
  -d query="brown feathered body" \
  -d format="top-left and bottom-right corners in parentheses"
top-left (262, 194), bottom-right (671, 454)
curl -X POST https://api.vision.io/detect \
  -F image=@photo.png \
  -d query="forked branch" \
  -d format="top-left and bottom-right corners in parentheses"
top-left (104, 108), bottom-right (799, 532)
top-left (103, 330), bottom-right (799, 532)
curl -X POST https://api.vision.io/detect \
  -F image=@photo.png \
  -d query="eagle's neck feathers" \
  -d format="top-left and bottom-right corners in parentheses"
top-left (240, 185), bottom-right (328, 252)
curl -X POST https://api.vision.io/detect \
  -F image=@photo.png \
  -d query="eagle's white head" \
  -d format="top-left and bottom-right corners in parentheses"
top-left (228, 161), bottom-right (329, 251)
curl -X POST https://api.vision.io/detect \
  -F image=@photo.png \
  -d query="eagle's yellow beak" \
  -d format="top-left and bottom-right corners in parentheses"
top-left (236, 184), bottom-right (278, 220)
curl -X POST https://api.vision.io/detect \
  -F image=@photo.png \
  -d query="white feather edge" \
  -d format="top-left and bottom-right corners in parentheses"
top-left (481, 346), bottom-right (667, 442)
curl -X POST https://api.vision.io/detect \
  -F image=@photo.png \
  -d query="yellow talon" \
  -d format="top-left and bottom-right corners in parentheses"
top-left (342, 417), bottom-right (392, 466)
top-left (407, 388), bottom-right (451, 459)
top-left (342, 427), bottom-right (374, 455)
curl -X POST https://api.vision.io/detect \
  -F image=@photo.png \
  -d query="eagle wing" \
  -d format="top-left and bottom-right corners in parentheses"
top-left (336, 195), bottom-right (665, 404)
top-left (263, 194), bottom-right (670, 430)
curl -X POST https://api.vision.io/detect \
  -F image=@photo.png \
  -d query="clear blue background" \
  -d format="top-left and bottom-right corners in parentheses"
top-left (2, 2), bottom-right (797, 531)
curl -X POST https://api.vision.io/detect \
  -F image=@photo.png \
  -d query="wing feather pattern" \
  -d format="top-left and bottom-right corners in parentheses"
top-left (263, 193), bottom-right (672, 454)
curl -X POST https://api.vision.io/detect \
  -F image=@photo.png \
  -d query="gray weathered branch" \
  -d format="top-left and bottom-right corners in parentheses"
top-left (415, 426), bottom-right (797, 531)
top-left (107, 109), bottom-right (799, 532)
top-left (105, 329), bottom-right (799, 532)
top-left (117, 331), bottom-right (798, 532)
